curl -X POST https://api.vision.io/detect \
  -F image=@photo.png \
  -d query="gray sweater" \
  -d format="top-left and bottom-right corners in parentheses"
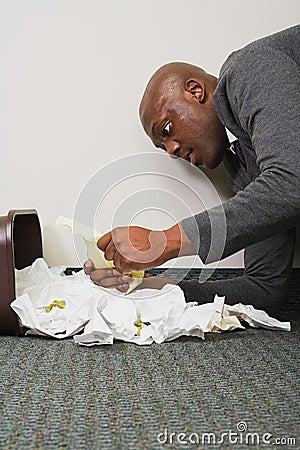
top-left (181, 25), bottom-right (300, 264)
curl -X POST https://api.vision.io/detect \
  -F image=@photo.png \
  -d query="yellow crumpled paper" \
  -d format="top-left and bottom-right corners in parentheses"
top-left (55, 216), bottom-right (144, 294)
top-left (45, 299), bottom-right (67, 313)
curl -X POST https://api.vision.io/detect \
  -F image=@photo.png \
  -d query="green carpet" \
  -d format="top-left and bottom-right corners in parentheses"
top-left (0, 270), bottom-right (299, 450)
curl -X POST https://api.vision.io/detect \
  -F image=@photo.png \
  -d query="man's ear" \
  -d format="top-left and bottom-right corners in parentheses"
top-left (185, 79), bottom-right (205, 103)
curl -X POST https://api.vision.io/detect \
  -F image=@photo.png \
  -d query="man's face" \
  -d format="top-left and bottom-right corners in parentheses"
top-left (140, 85), bottom-right (228, 170)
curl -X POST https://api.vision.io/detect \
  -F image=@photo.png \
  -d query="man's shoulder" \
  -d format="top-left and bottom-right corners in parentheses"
top-left (218, 25), bottom-right (300, 80)
top-left (212, 25), bottom-right (300, 138)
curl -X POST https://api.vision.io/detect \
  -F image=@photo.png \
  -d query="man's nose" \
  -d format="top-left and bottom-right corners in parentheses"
top-left (165, 140), bottom-right (180, 157)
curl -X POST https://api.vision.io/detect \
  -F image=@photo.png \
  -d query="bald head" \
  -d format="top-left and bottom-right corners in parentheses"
top-left (139, 62), bottom-right (212, 125)
top-left (138, 62), bottom-right (227, 170)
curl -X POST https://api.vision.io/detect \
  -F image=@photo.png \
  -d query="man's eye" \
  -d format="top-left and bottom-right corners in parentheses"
top-left (162, 121), bottom-right (172, 136)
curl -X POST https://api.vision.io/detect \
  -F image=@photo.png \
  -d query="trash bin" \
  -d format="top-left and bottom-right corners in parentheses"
top-left (0, 209), bottom-right (43, 335)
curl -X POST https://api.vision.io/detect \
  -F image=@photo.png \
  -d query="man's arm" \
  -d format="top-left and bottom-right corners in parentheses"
top-left (182, 45), bottom-right (300, 264)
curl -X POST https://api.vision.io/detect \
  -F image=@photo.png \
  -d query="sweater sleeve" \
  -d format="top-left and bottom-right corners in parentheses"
top-left (181, 46), bottom-right (300, 264)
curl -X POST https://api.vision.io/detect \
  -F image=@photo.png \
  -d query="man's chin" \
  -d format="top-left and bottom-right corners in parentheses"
top-left (204, 152), bottom-right (224, 169)
top-left (201, 160), bottom-right (220, 170)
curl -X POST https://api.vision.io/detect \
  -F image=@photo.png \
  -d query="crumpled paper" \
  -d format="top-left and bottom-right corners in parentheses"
top-left (55, 216), bottom-right (144, 294)
top-left (10, 258), bottom-right (290, 346)
top-left (226, 303), bottom-right (291, 331)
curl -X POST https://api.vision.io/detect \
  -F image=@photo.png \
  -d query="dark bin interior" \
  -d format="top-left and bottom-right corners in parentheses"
top-left (0, 210), bottom-right (43, 336)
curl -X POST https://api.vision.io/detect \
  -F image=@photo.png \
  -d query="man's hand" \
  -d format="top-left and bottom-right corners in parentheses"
top-left (84, 259), bottom-right (132, 293)
top-left (97, 222), bottom-right (196, 272)
top-left (84, 259), bottom-right (176, 292)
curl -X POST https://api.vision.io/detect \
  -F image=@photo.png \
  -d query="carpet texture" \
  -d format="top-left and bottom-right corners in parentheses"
top-left (0, 270), bottom-right (299, 450)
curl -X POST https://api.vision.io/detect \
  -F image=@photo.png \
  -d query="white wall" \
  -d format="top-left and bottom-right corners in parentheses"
top-left (0, 0), bottom-right (299, 268)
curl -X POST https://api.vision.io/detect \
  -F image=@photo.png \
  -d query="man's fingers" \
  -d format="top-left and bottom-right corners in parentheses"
top-left (103, 241), bottom-right (116, 262)
top-left (116, 284), bottom-right (130, 293)
top-left (97, 232), bottom-right (112, 252)
top-left (113, 254), bottom-right (133, 272)
top-left (96, 274), bottom-right (130, 287)
top-left (84, 259), bottom-right (95, 275)
top-left (84, 261), bottom-right (132, 292)
top-left (89, 269), bottom-right (131, 289)
top-left (89, 268), bottom-right (113, 284)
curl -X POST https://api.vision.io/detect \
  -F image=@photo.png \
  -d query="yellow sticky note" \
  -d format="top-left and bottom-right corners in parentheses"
top-left (55, 216), bottom-right (144, 294)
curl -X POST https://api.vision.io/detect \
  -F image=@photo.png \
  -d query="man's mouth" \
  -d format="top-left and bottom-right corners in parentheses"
top-left (182, 150), bottom-right (192, 162)
top-left (190, 152), bottom-right (197, 166)
top-left (180, 150), bottom-right (199, 167)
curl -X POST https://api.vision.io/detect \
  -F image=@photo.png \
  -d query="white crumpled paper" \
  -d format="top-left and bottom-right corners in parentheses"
top-left (10, 259), bottom-right (290, 346)
top-left (55, 216), bottom-right (144, 294)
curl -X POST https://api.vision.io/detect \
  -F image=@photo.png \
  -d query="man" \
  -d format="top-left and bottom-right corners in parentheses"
top-left (85, 25), bottom-right (300, 313)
